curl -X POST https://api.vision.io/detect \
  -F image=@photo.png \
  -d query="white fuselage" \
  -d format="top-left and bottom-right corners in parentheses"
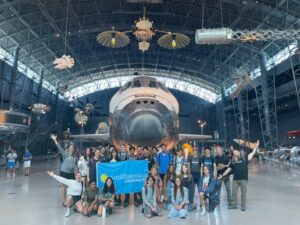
top-left (108, 76), bottom-right (179, 149)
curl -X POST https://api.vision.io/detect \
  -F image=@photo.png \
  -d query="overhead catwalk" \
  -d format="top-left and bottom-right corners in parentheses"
top-left (0, 159), bottom-right (299, 225)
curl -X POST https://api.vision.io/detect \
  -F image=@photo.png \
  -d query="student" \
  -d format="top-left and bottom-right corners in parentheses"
top-left (163, 164), bottom-right (176, 209)
top-left (110, 150), bottom-right (118, 162)
top-left (219, 140), bottom-right (260, 211)
top-left (77, 180), bottom-right (98, 216)
top-left (87, 148), bottom-right (101, 183)
top-left (156, 144), bottom-right (173, 182)
top-left (141, 175), bottom-right (162, 218)
top-left (199, 166), bottom-right (218, 215)
top-left (215, 146), bottom-right (231, 206)
top-left (116, 145), bottom-right (129, 207)
top-left (168, 177), bottom-right (189, 218)
top-left (84, 148), bottom-right (94, 163)
top-left (50, 133), bottom-right (77, 204)
top-left (128, 146), bottom-right (136, 160)
top-left (47, 171), bottom-right (84, 217)
top-left (6, 148), bottom-right (17, 177)
top-left (99, 146), bottom-right (108, 162)
top-left (174, 149), bottom-right (184, 176)
top-left (23, 149), bottom-right (32, 176)
top-left (118, 144), bottom-right (129, 161)
top-left (134, 146), bottom-right (144, 207)
top-left (143, 147), bottom-right (155, 172)
top-left (201, 146), bottom-right (217, 177)
top-left (136, 146), bottom-right (144, 160)
top-left (188, 147), bottom-right (202, 193)
top-left (150, 166), bottom-right (163, 204)
top-left (180, 164), bottom-right (195, 211)
top-left (98, 177), bottom-right (115, 217)
top-left (78, 155), bottom-right (88, 185)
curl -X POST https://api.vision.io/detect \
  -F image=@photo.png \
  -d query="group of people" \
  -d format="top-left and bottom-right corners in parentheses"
top-left (5, 147), bottom-right (32, 177)
top-left (48, 133), bottom-right (260, 219)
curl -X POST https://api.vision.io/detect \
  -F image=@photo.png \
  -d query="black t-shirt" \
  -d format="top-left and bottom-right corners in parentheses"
top-left (201, 156), bottom-right (215, 174)
top-left (215, 154), bottom-right (230, 175)
top-left (189, 155), bottom-right (201, 178)
top-left (230, 156), bottom-right (249, 180)
top-left (182, 176), bottom-right (192, 189)
top-left (145, 156), bottom-right (155, 171)
top-left (100, 155), bottom-right (107, 163)
top-left (88, 158), bottom-right (101, 182)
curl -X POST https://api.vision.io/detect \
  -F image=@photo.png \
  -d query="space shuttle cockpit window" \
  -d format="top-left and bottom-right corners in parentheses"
top-left (148, 80), bottom-right (157, 88)
top-left (133, 80), bottom-right (142, 88)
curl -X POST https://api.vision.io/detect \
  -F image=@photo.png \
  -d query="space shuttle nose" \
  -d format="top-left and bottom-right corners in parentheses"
top-left (127, 114), bottom-right (163, 146)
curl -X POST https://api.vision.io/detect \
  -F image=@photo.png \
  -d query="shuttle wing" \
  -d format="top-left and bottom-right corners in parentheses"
top-left (70, 133), bottom-right (110, 142)
top-left (178, 134), bottom-right (212, 142)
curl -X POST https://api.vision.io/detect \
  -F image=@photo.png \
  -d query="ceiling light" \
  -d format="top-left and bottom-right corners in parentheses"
top-left (111, 37), bottom-right (116, 46)
top-left (171, 39), bottom-right (176, 48)
top-left (158, 33), bottom-right (190, 49)
top-left (96, 27), bottom-right (130, 48)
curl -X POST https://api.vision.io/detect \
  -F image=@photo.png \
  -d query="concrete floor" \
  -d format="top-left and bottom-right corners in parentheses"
top-left (0, 159), bottom-right (299, 225)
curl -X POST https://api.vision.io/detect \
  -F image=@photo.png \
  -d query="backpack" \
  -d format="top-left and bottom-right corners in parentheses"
top-left (158, 152), bottom-right (172, 165)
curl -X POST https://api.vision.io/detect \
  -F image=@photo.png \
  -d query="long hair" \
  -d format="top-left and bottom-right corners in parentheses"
top-left (145, 175), bottom-right (155, 195)
top-left (202, 165), bottom-right (211, 177)
top-left (166, 164), bottom-right (176, 182)
top-left (83, 148), bottom-right (94, 160)
top-left (110, 150), bottom-right (119, 161)
top-left (103, 177), bottom-right (115, 194)
top-left (174, 176), bottom-right (184, 200)
top-left (180, 163), bottom-right (192, 181)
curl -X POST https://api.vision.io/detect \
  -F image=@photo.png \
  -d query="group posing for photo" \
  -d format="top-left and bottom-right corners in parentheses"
top-left (48, 133), bottom-right (260, 218)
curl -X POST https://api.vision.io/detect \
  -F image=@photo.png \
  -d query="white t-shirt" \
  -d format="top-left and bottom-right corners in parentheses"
top-left (53, 175), bottom-right (84, 196)
top-left (7, 153), bottom-right (17, 162)
top-left (202, 176), bottom-right (210, 191)
top-left (77, 158), bottom-right (87, 176)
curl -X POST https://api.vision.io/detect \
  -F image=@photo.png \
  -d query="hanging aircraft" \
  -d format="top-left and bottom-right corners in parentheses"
top-left (71, 76), bottom-right (212, 150)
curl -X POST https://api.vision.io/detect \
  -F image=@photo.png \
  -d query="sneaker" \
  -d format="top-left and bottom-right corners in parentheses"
top-left (65, 208), bottom-right (71, 217)
top-left (241, 208), bottom-right (246, 211)
top-left (228, 206), bottom-right (237, 209)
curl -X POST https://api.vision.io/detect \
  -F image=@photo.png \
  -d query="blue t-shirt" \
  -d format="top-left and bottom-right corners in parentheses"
top-left (23, 152), bottom-right (32, 161)
top-left (156, 152), bottom-right (173, 174)
top-left (201, 156), bottom-right (215, 175)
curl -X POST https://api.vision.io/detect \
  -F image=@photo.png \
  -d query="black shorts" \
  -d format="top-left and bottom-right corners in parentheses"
top-left (159, 173), bottom-right (165, 181)
top-left (60, 171), bottom-right (75, 180)
top-left (72, 196), bottom-right (82, 204)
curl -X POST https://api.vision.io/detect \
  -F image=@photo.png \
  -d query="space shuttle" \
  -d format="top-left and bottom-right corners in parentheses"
top-left (71, 76), bottom-right (212, 150)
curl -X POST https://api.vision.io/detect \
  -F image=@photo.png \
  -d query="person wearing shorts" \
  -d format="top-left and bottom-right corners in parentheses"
top-left (23, 149), bottom-right (32, 176)
top-left (97, 177), bottom-right (115, 217)
top-left (50, 133), bottom-right (77, 205)
top-left (47, 171), bottom-right (84, 217)
top-left (7, 148), bottom-right (17, 177)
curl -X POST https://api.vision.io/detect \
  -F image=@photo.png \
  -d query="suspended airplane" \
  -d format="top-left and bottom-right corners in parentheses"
top-left (71, 76), bottom-right (212, 150)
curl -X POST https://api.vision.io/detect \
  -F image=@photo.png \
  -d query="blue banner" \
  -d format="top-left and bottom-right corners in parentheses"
top-left (96, 160), bottom-right (148, 194)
